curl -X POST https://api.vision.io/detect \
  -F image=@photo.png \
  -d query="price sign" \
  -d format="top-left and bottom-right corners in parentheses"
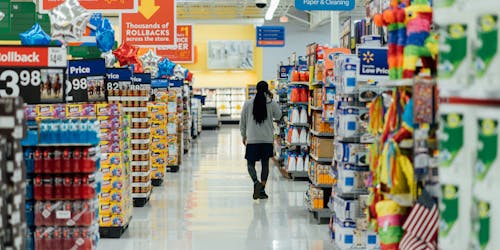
top-left (106, 68), bottom-right (132, 92)
top-left (66, 59), bottom-right (106, 102)
top-left (131, 73), bottom-right (152, 93)
top-left (0, 46), bottom-right (67, 104)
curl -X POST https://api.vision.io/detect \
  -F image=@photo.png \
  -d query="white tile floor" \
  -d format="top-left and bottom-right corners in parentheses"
top-left (99, 125), bottom-right (333, 250)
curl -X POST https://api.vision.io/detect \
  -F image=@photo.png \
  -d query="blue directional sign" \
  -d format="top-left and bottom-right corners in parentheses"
top-left (295, 0), bottom-right (355, 11)
top-left (256, 26), bottom-right (285, 47)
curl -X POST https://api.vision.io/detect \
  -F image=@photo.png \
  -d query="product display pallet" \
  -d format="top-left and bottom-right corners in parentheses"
top-left (167, 165), bottom-right (180, 172)
top-left (309, 208), bottom-right (330, 224)
top-left (99, 216), bottom-right (132, 239)
top-left (133, 196), bottom-right (151, 207)
top-left (151, 178), bottom-right (164, 187)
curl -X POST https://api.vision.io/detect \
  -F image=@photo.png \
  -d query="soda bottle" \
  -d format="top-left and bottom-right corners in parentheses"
top-left (63, 177), bottom-right (73, 200)
top-left (34, 149), bottom-right (43, 173)
top-left (72, 176), bottom-right (82, 200)
top-left (53, 176), bottom-right (64, 200)
top-left (42, 148), bottom-right (54, 174)
top-left (51, 227), bottom-right (62, 249)
top-left (34, 227), bottom-right (45, 250)
top-left (34, 201), bottom-right (44, 226)
top-left (80, 228), bottom-right (93, 250)
top-left (34, 176), bottom-right (43, 200)
top-left (62, 148), bottom-right (72, 173)
top-left (73, 149), bottom-right (82, 173)
top-left (52, 148), bottom-right (62, 173)
top-left (62, 228), bottom-right (73, 250)
top-left (42, 176), bottom-right (54, 200)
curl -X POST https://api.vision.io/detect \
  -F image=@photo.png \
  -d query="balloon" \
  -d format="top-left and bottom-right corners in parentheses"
top-left (49, 0), bottom-right (91, 43)
top-left (113, 42), bottom-right (139, 66)
top-left (132, 63), bottom-right (143, 73)
top-left (89, 13), bottom-right (103, 36)
top-left (139, 49), bottom-right (161, 78)
top-left (186, 72), bottom-right (194, 82)
top-left (173, 64), bottom-right (188, 79)
top-left (96, 18), bottom-right (115, 52)
top-left (20, 23), bottom-right (51, 45)
top-left (158, 58), bottom-right (176, 77)
top-left (101, 51), bottom-right (116, 68)
top-left (0, 11), bottom-right (5, 22)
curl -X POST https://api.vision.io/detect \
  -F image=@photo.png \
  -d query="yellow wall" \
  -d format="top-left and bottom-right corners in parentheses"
top-left (186, 24), bottom-right (263, 88)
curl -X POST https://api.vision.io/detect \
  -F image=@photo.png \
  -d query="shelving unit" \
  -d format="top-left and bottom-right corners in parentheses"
top-left (200, 87), bottom-right (246, 124)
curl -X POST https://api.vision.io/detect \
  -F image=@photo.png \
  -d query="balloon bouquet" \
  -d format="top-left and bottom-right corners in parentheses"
top-left (18, 0), bottom-right (194, 80)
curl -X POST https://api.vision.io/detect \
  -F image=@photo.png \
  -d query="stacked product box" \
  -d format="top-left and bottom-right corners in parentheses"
top-left (108, 88), bottom-right (152, 207)
top-left (0, 97), bottom-right (27, 250)
top-left (166, 90), bottom-right (181, 172)
top-left (148, 102), bottom-right (168, 186)
top-left (23, 103), bottom-right (101, 250)
top-left (95, 103), bottom-right (133, 236)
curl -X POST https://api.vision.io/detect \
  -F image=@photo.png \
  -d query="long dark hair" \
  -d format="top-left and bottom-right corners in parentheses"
top-left (253, 81), bottom-right (270, 124)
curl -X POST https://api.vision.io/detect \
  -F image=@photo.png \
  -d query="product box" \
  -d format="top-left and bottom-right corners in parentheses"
top-left (66, 104), bottom-right (96, 118)
top-left (96, 103), bottom-right (121, 116)
top-left (311, 137), bottom-right (334, 158)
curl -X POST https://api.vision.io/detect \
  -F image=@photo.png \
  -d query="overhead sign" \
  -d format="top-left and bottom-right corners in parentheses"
top-left (39, 0), bottom-right (138, 13)
top-left (156, 25), bottom-right (194, 63)
top-left (295, 0), bottom-right (356, 11)
top-left (66, 59), bottom-right (106, 103)
top-left (256, 26), bottom-right (285, 47)
top-left (357, 46), bottom-right (389, 82)
top-left (0, 46), bottom-right (67, 104)
top-left (121, 0), bottom-right (176, 46)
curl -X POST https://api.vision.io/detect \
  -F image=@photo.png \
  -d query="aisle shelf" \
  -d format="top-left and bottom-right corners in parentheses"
top-left (309, 153), bottom-right (333, 163)
top-left (288, 171), bottom-right (308, 178)
top-left (310, 106), bottom-right (323, 111)
top-left (289, 81), bottom-right (310, 87)
top-left (309, 177), bottom-right (333, 188)
top-left (286, 142), bottom-right (309, 147)
top-left (287, 122), bottom-right (310, 127)
top-left (377, 79), bottom-right (413, 87)
top-left (99, 216), bottom-right (133, 238)
top-left (311, 81), bottom-right (324, 87)
top-left (309, 130), bottom-right (335, 137)
top-left (289, 102), bottom-right (309, 105)
top-left (323, 100), bottom-right (335, 105)
top-left (333, 187), bottom-right (369, 199)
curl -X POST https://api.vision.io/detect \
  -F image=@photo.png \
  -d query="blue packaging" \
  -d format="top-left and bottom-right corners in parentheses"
top-left (24, 148), bottom-right (34, 173)
top-left (26, 177), bottom-right (34, 200)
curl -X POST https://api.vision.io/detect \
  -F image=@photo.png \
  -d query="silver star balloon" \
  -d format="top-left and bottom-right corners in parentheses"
top-left (173, 64), bottom-right (187, 79)
top-left (140, 49), bottom-right (161, 78)
top-left (49, 0), bottom-right (91, 43)
top-left (101, 51), bottom-right (116, 68)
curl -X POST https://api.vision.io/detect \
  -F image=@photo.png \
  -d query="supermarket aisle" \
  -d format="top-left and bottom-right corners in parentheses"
top-left (99, 126), bottom-right (332, 250)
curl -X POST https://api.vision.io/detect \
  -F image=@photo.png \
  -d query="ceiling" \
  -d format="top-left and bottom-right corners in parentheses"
top-left (176, 0), bottom-right (295, 20)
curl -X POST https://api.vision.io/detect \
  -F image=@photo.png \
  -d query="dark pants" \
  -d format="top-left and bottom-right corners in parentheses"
top-left (247, 158), bottom-right (269, 184)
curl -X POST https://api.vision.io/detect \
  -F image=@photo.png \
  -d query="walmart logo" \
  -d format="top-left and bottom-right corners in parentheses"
top-left (362, 51), bottom-right (374, 64)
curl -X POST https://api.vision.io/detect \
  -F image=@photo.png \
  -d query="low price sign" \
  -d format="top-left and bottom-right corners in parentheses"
top-left (357, 46), bottom-right (389, 82)
top-left (156, 25), bottom-right (194, 63)
top-left (66, 59), bottom-right (106, 102)
top-left (295, 0), bottom-right (355, 11)
top-left (121, 0), bottom-right (176, 46)
top-left (39, 0), bottom-right (138, 13)
top-left (106, 68), bottom-right (132, 91)
top-left (0, 46), bottom-right (67, 104)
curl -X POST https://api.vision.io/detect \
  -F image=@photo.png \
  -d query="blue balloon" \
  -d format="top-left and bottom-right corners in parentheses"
top-left (89, 13), bottom-right (103, 36)
top-left (20, 23), bottom-right (51, 45)
top-left (96, 18), bottom-right (115, 53)
top-left (158, 58), bottom-right (176, 77)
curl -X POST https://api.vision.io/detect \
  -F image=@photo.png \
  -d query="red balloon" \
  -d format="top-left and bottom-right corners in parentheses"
top-left (186, 72), bottom-right (194, 81)
top-left (133, 63), bottom-right (143, 73)
top-left (113, 42), bottom-right (139, 66)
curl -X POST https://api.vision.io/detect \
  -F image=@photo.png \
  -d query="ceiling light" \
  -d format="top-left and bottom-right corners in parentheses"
top-left (265, 0), bottom-right (280, 21)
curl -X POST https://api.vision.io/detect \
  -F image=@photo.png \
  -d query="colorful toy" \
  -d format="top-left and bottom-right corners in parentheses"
top-left (402, 0), bottom-right (438, 78)
top-left (374, 0), bottom-right (408, 79)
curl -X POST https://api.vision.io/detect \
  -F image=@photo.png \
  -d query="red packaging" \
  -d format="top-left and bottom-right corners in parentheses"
top-left (42, 176), bottom-right (54, 200)
top-left (57, 202), bottom-right (72, 226)
top-left (63, 177), bottom-right (73, 200)
top-left (34, 176), bottom-right (43, 200)
top-left (34, 202), bottom-right (44, 226)
top-left (81, 148), bottom-right (96, 173)
top-left (42, 148), bottom-right (54, 173)
top-left (53, 148), bottom-right (62, 173)
top-left (80, 175), bottom-right (95, 200)
top-left (72, 149), bottom-right (82, 173)
top-left (43, 227), bottom-right (54, 250)
top-left (291, 70), bottom-right (300, 81)
top-left (62, 148), bottom-right (72, 173)
top-left (35, 228), bottom-right (46, 250)
top-left (299, 88), bottom-right (309, 102)
top-left (34, 149), bottom-right (43, 173)
top-left (291, 88), bottom-right (299, 102)
top-left (73, 177), bottom-right (82, 200)
top-left (54, 176), bottom-right (64, 200)
top-left (62, 228), bottom-right (73, 250)
top-left (51, 227), bottom-right (63, 249)
top-left (78, 200), bottom-right (93, 226)
top-left (80, 228), bottom-right (93, 250)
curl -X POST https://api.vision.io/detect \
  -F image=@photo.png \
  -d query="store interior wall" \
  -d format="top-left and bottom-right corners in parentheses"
top-left (262, 21), bottom-right (331, 80)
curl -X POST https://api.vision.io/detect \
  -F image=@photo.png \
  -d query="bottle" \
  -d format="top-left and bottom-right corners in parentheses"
top-left (54, 176), bottom-right (64, 200)
top-left (34, 149), bottom-right (43, 173)
top-left (42, 148), bottom-right (54, 173)
top-left (42, 176), bottom-right (54, 200)
top-left (62, 148), bottom-right (72, 173)
top-left (53, 148), bottom-right (62, 173)
top-left (72, 148), bottom-right (82, 173)
top-left (63, 177), bottom-right (73, 200)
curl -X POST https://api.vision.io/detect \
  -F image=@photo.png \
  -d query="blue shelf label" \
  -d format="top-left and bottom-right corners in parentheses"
top-left (106, 68), bottom-right (132, 92)
top-left (295, 0), bottom-right (355, 11)
top-left (257, 26), bottom-right (285, 47)
top-left (151, 78), bottom-right (169, 88)
top-left (132, 73), bottom-right (152, 85)
top-left (67, 59), bottom-right (106, 102)
top-left (357, 46), bottom-right (389, 82)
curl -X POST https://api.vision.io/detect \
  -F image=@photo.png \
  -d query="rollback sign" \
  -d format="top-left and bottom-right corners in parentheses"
top-left (66, 59), bottom-right (106, 102)
top-left (0, 46), bottom-right (67, 104)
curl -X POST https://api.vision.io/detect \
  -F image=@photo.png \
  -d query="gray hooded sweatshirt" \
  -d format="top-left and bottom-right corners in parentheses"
top-left (240, 97), bottom-right (281, 144)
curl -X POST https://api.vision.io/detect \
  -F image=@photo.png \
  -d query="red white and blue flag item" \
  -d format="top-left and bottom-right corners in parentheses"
top-left (399, 190), bottom-right (439, 250)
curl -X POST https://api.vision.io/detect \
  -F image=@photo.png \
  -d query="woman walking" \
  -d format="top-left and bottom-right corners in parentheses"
top-left (240, 81), bottom-right (281, 200)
